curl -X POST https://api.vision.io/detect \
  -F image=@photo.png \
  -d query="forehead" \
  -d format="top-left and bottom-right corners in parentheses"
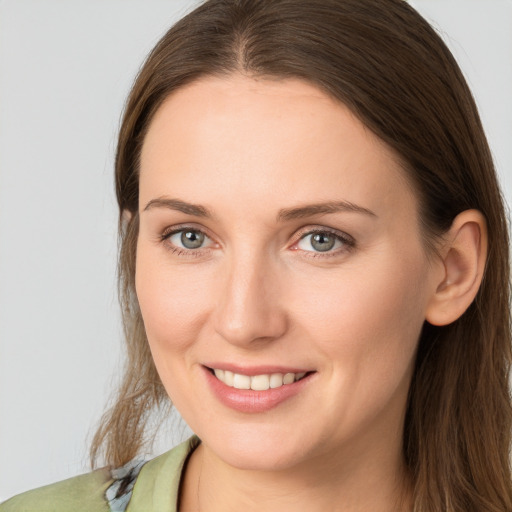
top-left (139, 74), bottom-right (416, 222)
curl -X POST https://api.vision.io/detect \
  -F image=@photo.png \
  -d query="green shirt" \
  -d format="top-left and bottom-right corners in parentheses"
top-left (0, 436), bottom-right (200, 512)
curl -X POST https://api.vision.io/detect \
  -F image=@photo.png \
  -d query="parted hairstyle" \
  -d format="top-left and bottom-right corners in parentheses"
top-left (90, 0), bottom-right (512, 510)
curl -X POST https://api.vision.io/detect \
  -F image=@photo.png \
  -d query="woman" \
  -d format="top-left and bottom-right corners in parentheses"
top-left (2, 0), bottom-right (511, 510)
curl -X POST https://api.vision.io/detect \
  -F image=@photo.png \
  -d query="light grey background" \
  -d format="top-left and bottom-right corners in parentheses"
top-left (1, 0), bottom-right (511, 502)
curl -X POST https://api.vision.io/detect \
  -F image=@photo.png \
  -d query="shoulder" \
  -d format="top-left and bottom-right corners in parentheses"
top-left (126, 435), bottom-right (200, 511)
top-left (0, 467), bottom-right (113, 512)
top-left (0, 436), bottom-right (201, 512)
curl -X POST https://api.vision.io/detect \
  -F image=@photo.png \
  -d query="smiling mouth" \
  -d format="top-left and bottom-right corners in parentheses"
top-left (208, 368), bottom-right (312, 391)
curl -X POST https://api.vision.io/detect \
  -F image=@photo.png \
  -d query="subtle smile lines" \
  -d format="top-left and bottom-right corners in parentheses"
top-left (212, 368), bottom-right (308, 391)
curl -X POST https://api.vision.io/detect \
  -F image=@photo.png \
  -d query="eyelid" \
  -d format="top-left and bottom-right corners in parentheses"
top-left (294, 225), bottom-right (354, 243)
top-left (160, 224), bottom-right (217, 254)
top-left (161, 223), bottom-right (213, 241)
top-left (289, 225), bottom-right (356, 256)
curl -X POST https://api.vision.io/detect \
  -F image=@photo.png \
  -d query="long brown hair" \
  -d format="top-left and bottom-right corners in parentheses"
top-left (91, 1), bottom-right (512, 509)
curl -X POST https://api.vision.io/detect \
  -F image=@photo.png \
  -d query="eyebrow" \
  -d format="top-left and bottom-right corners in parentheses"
top-left (143, 197), bottom-right (212, 217)
top-left (276, 201), bottom-right (377, 221)
top-left (143, 197), bottom-right (376, 220)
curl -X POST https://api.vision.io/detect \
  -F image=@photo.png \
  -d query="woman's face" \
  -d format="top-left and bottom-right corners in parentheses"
top-left (136, 75), bottom-right (441, 471)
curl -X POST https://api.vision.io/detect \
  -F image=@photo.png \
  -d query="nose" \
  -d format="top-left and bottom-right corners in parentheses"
top-left (212, 250), bottom-right (288, 347)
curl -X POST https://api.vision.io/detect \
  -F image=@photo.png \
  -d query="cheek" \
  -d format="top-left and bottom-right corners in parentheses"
top-left (135, 246), bottom-right (212, 355)
top-left (289, 249), bottom-right (429, 388)
top-left (281, 251), bottom-right (430, 442)
top-left (135, 247), bottom-right (218, 413)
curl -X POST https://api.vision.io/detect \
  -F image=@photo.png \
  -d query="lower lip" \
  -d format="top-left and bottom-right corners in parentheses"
top-left (202, 366), bottom-right (314, 413)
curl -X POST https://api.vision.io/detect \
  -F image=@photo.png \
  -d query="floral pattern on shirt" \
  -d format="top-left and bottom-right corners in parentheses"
top-left (105, 459), bottom-right (146, 512)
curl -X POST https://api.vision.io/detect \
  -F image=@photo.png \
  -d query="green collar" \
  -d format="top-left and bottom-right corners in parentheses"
top-left (126, 435), bottom-right (200, 512)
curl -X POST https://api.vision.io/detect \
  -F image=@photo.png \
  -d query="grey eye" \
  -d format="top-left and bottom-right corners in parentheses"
top-left (310, 233), bottom-right (335, 252)
top-left (168, 229), bottom-right (209, 250)
top-left (297, 232), bottom-right (343, 253)
top-left (180, 230), bottom-right (205, 249)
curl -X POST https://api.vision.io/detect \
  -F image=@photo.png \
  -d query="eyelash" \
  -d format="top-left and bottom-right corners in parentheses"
top-left (160, 225), bottom-right (214, 258)
top-left (293, 228), bottom-right (355, 259)
top-left (160, 225), bottom-right (355, 259)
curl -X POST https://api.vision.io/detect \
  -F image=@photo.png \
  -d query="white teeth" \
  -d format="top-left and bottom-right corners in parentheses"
top-left (224, 370), bottom-right (234, 386)
top-left (269, 373), bottom-right (284, 389)
top-left (233, 373), bottom-right (251, 390)
top-left (283, 373), bottom-right (295, 385)
top-left (212, 369), bottom-right (308, 390)
top-left (250, 374), bottom-right (270, 391)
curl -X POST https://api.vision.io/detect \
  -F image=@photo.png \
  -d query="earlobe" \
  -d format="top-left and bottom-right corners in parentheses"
top-left (425, 209), bottom-right (488, 326)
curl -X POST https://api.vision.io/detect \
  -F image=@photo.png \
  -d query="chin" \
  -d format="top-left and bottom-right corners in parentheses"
top-left (198, 421), bottom-right (319, 471)
top-left (218, 442), bottom-right (305, 471)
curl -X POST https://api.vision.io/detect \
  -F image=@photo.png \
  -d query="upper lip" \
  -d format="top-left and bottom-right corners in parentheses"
top-left (203, 363), bottom-right (314, 376)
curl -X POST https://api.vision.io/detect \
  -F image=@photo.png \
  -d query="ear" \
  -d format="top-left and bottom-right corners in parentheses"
top-left (425, 209), bottom-right (488, 326)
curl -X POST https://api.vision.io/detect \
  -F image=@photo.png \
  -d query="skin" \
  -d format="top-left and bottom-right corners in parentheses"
top-left (135, 74), bottom-right (486, 511)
